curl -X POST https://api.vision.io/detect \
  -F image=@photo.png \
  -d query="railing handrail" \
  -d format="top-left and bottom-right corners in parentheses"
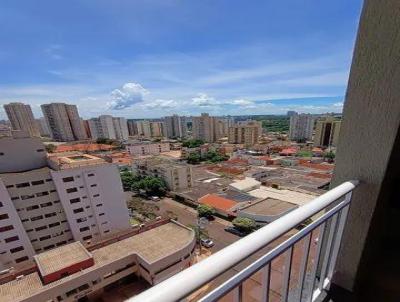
top-left (128, 180), bottom-right (359, 302)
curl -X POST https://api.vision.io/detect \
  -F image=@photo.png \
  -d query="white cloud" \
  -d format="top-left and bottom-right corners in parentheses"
top-left (142, 99), bottom-right (179, 110)
top-left (191, 93), bottom-right (219, 107)
top-left (108, 82), bottom-right (149, 110)
top-left (231, 99), bottom-right (254, 106)
top-left (333, 102), bottom-right (344, 107)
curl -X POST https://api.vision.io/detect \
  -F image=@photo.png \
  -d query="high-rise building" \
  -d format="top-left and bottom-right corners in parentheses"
top-left (289, 113), bottom-right (314, 141)
top-left (314, 116), bottom-right (342, 147)
top-left (228, 120), bottom-right (260, 147)
top-left (150, 121), bottom-right (165, 137)
top-left (0, 133), bottom-right (130, 269)
top-left (215, 117), bottom-right (234, 139)
top-left (36, 117), bottom-right (51, 137)
top-left (287, 110), bottom-right (297, 117)
top-left (3, 102), bottom-right (40, 137)
top-left (192, 113), bottom-right (217, 143)
top-left (127, 119), bottom-right (138, 136)
top-left (113, 117), bottom-right (129, 141)
top-left (164, 115), bottom-right (188, 139)
top-left (136, 120), bottom-right (152, 138)
top-left (41, 103), bottom-right (87, 141)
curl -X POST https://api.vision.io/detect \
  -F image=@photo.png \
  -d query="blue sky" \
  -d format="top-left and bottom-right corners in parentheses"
top-left (0, 0), bottom-right (362, 119)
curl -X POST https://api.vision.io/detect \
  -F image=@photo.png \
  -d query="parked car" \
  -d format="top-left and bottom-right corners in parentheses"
top-left (200, 238), bottom-right (214, 248)
top-left (151, 196), bottom-right (160, 201)
top-left (224, 227), bottom-right (246, 237)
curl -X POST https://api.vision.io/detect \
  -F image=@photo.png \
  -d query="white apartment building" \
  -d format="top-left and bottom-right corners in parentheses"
top-left (133, 157), bottom-right (193, 191)
top-left (0, 133), bottom-right (130, 270)
top-left (288, 113), bottom-right (315, 141)
top-left (88, 115), bottom-right (129, 141)
top-left (314, 116), bottom-right (342, 147)
top-left (136, 120), bottom-right (152, 138)
top-left (228, 120), bottom-right (261, 147)
top-left (3, 102), bottom-right (40, 137)
top-left (192, 113), bottom-right (217, 143)
top-left (41, 103), bottom-right (87, 142)
top-left (126, 142), bottom-right (170, 156)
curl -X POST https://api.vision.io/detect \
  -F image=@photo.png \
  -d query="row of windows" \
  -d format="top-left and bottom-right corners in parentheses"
top-left (62, 173), bottom-right (95, 184)
top-left (7, 178), bottom-right (53, 189)
top-left (10, 190), bottom-right (56, 201)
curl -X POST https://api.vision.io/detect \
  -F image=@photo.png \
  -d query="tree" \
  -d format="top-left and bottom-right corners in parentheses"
top-left (187, 153), bottom-right (201, 164)
top-left (120, 170), bottom-right (138, 191)
top-left (182, 139), bottom-right (204, 148)
top-left (197, 204), bottom-right (215, 218)
top-left (296, 150), bottom-right (313, 158)
top-left (131, 176), bottom-right (167, 196)
top-left (232, 217), bottom-right (257, 233)
top-left (324, 151), bottom-right (335, 163)
top-left (45, 144), bottom-right (56, 153)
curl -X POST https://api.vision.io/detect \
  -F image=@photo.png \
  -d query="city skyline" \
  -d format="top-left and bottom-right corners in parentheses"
top-left (0, 1), bottom-right (362, 119)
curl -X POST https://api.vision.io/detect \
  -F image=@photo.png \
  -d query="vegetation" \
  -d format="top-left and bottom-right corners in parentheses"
top-left (187, 150), bottom-right (229, 165)
top-left (296, 150), bottom-right (313, 157)
top-left (255, 116), bottom-right (289, 132)
top-left (232, 217), bottom-right (257, 233)
top-left (197, 204), bottom-right (215, 218)
top-left (189, 224), bottom-right (209, 240)
top-left (45, 144), bottom-right (56, 153)
top-left (324, 151), bottom-right (336, 162)
top-left (127, 197), bottom-right (159, 220)
top-left (182, 139), bottom-right (204, 148)
top-left (131, 176), bottom-right (167, 196)
top-left (120, 170), bottom-right (140, 191)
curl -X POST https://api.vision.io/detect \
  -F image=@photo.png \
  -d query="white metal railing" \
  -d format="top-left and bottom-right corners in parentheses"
top-left (128, 180), bottom-right (358, 302)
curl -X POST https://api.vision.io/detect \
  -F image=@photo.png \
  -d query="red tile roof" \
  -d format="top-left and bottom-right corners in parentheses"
top-left (198, 194), bottom-right (237, 212)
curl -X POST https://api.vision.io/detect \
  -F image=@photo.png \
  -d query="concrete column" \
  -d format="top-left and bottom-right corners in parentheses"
top-left (330, 0), bottom-right (400, 291)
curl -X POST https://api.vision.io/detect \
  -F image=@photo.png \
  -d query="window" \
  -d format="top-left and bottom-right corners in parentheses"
top-left (31, 180), bottom-right (44, 186)
top-left (70, 198), bottom-right (80, 204)
top-left (49, 223), bottom-right (60, 229)
top-left (15, 256), bottom-right (29, 263)
top-left (31, 215), bottom-right (43, 221)
top-left (21, 194), bottom-right (34, 200)
top-left (35, 226), bottom-right (47, 231)
top-left (39, 235), bottom-right (51, 241)
top-left (40, 202), bottom-right (52, 208)
top-left (10, 246), bottom-right (24, 253)
top-left (90, 184), bottom-right (97, 187)
top-left (99, 213), bottom-right (105, 216)
top-left (78, 284), bottom-right (90, 292)
top-left (73, 208), bottom-right (84, 214)
top-left (80, 226), bottom-right (90, 232)
top-left (88, 173), bottom-right (95, 177)
top-left (5, 185), bottom-right (14, 188)
top-left (5, 236), bottom-right (19, 243)
top-left (45, 212), bottom-right (56, 218)
top-left (56, 241), bottom-right (67, 246)
top-left (54, 200), bottom-right (60, 204)
top-left (45, 178), bottom-right (52, 182)
top-left (96, 203), bottom-right (103, 207)
top-left (36, 149), bottom-right (45, 152)
top-left (26, 229), bottom-right (33, 233)
top-left (83, 235), bottom-right (92, 241)
top-left (0, 202), bottom-right (4, 207)
top-left (93, 194), bottom-right (100, 197)
top-left (43, 244), bottom-right (55, 250)
top-left (36, 191), bottom-right (49, 197)
top-left (77, 217), bottom-right (87, 223)
top-left (21, 219), bottom-right (28, 222)
top-left (16, 182), bottom-right (29, 188)
top-left (62, 176), bottom-right (74, 183)
top-left (26, 205), bottom-right (39, 211)
top-left (0, 225), bottom-right (14, 232)
top-left (61, 220), bottom-right (67, 223)
top-left (49, 189), bottom-right (56, 193)
top-left (104, 230), bottom-right (110, 233)
top-left (66, 187), bottom-right (78, 193)
top-left (11, 196), bottom-right (19, 200)
top-left (101, 221), bottom-right (108, 225)
top-left (0, 213), bottom-right (9, 220)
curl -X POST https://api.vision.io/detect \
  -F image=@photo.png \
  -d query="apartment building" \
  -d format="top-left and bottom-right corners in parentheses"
top-left (3, 102), bottom-right (40, 137)
top-left (0, 221), bottom-right (195, 302)
top-left (0, 133), bottom-right (130, 270)
top-left (88, 115), bottom-right (128, 141)
top-left (164, 114), bottom-right (188, 139)
top-left (314, 116), bottom-right (342, 147)
top-left (127, 119), bottom-right (138, 136)
top-left (133, 157), bottom-right (193, 191)
top-left (192, 113), bottom-right (218, 143)
top-left (126, 142), bottom-right (170, 156)
top-left (288, 113), bottom-right (314, 141)
top-left (228, 121), bottom-right (260, 147)
top-left (36, 117), bottom-right (51, 137)
top-left (41, 103), bottom-right (87, 142)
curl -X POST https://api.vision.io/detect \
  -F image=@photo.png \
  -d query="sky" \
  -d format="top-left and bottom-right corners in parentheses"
top-left (0, 0), bottom-right (363, 119)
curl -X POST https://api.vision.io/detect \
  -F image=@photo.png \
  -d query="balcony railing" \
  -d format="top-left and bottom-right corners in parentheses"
top-left (128, 180), bottom-right (358, 302)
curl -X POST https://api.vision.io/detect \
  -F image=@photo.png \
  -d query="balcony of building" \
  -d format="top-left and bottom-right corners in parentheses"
top-left (127, 0), bottom-right (400, 301)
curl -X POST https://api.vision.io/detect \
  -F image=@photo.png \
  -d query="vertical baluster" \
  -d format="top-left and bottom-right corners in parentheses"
top-left (261, 264), bottom-right (271, 302)
top-left (306, 222), bottom-right (326, 302)
top-left (326, 201), bottom-right (351, 283)
top-left (233, 284), bottom-right (243, 302)
top-left (297, 233), bottom-right (312, 301)
top-left (281, 246), bottom-right (294, 302)
top-left (318, 214), bottom-right (339, 291)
